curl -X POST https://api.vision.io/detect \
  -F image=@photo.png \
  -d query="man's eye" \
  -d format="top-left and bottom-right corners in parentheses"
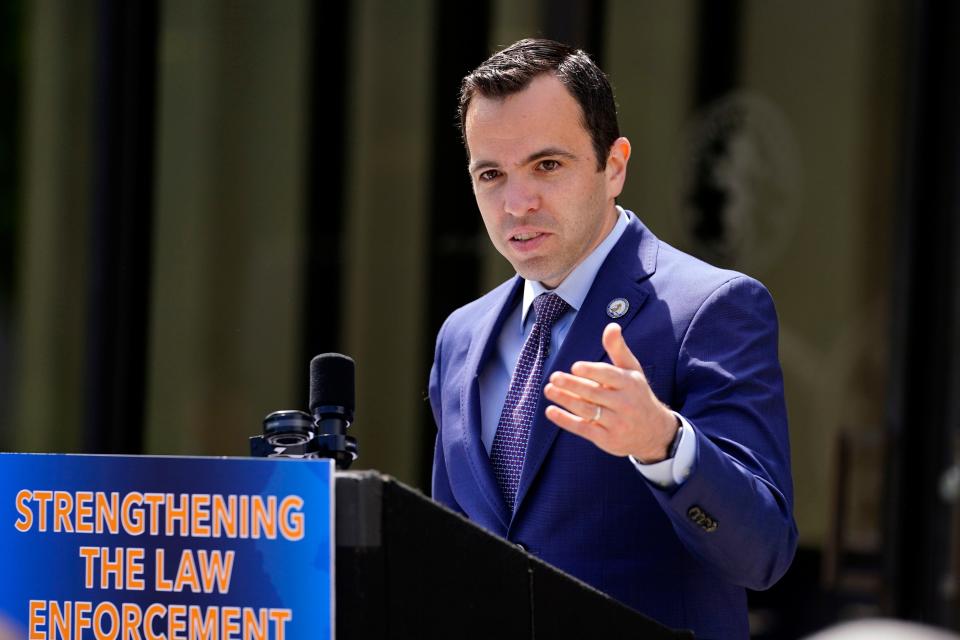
top-left (539, 159), bottom-right (560, 172)
top-left (478, 169), bottom-right (500, 182)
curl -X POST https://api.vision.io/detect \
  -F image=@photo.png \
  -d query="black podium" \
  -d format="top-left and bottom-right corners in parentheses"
top-left (335, 471), bottom-right (692, 639)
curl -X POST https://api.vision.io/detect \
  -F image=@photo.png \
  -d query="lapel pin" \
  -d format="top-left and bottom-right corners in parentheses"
top-left (606, 297), bottom-right (629, 319)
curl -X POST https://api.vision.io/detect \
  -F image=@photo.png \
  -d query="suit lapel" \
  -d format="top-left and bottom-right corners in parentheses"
top-left (458, 276), bottom-right (523, 530)
top-left (512, 217), bottom-right (659, 518)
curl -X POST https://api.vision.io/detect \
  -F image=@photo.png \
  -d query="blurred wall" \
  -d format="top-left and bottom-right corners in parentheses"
top-left (13, 0), bottom-right (958, 634)
top-left (146, 0), bottom-right (309, 455)
top-left (15, 0), bottom-right (95, 452)
top-left (11, 0), bottom-right (900, 545)
top-left (341, 0), bottom-right (434, 484)
top-left (8, 0), bottom-right (905, 567)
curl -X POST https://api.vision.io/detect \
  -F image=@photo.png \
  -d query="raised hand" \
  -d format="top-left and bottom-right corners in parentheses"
top-left (544, 322), bottom-right (678, 462)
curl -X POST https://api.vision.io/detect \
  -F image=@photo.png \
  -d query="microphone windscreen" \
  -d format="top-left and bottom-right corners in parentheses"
top-left (309, 353), bottom-right (355, 412)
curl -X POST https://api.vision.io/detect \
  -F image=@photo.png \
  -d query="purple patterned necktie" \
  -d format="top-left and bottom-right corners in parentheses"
top-left (490, 292), bottom-right (570, 512)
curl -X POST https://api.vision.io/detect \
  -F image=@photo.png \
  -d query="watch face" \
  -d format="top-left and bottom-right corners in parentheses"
top-left (668, 417), bottom-right (683, 458)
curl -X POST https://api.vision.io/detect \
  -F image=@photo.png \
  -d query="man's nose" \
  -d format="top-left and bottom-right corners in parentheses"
top-left (502, 179), bottom-right (540, 217)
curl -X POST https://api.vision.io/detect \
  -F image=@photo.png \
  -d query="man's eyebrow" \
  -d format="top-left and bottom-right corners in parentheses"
top-left (468, 148), bottom-right (577, 174)
top-left (522, 148), bottom-right (577, 165)
top-left (469, 158), bottom-right (499, 173)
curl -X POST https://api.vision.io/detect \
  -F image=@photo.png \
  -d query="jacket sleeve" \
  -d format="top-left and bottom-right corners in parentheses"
top-left (649, 275), bottom-right (798, 590)
top-left (428, 319), bottom-right (464, 514)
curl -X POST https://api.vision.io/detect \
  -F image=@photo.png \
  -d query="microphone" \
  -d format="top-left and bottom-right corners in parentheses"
top-left (250, 353), bottom-right (359, 468)
top-left (310, 353), bottom-right (355, 425)
top-left (308, 353), bottom-right (358, 467)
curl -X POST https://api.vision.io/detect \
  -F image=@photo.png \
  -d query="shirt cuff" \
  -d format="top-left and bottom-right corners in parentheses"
top-left (629, 413), bottom-right (697, 489)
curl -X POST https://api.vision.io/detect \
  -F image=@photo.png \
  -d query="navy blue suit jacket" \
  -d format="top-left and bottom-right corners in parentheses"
top-left (429, 213), bottom-right (797, 638)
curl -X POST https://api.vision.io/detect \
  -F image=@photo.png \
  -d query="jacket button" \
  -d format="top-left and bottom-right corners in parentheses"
top-left (687, 505), bottom-right (718, 532)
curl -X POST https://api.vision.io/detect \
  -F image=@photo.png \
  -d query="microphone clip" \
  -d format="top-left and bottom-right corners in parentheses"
top-left (250, 409), bottom-right (359, 468)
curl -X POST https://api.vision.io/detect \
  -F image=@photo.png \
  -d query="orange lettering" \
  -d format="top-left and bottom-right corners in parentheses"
top-left (278, 497), bottom-right (304, 541)
top-left (79, 546), bottom-right (100, 589)
top-left (127, 548), bottom-right (145, 590)
top-left (144, 604), bottom-right (166, 640)
top-left (250, 497), bottom-right (276, 539)
top-left (188, 606), bottom-right (217, 640)
top-left (15, 490), bottom-right (33, 532)
top-left (268, 610), bottom-right (291, 640)
top-left (167, 605), bottom-right (186, 640)
top-left (53, 491), bottom-right (74, 532)
top-left (121, 493), bottom-right (145, 536)
top-left (165, 494), bottom-right (189, 537)
top-left (94, 602), bottom-right (119, 640)
top-left (198, 550), bottom-right (234, 594)
top-left (28, 600), bottom-right (45, 640)
top-left (96, 492), bottom-right (119, 534)
top-left (173, 550), bottom-right (200, 593)
top-left (242, 609), bottom-right (267, 640)
top-left (239, 496), bottom-right (249, 538)
top-left (212, 495), bottom-right (237, 538)
top-left (50, 601), bottom-right (71, 640)
top-left (122, 603), bottom-right (143, 640)
top-left (143, 494), bottom-right (165, 536)
top-left (280, 496), bottom-right (304, 540)
top-left (100, 547), bottom-right (123, 589)
top-left (155, 549), bottom-right (172, 591)
top-left (33, 490), bottom-right (52, 531)
top-left (192, 495), bottom-right (211, 537)
top-left (76, 492), bottom-right (94, 533)
top-left (75, 601), bottom-right (93, 640)
top-left (221, 607), bottom-right (240, 640)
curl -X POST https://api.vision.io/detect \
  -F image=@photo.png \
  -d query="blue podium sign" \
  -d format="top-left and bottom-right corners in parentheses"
top-left (0, 454), bottom-right (334, 640)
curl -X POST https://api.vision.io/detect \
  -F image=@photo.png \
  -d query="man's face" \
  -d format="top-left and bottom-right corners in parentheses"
top-left (464, 73), bottom-right (629, 288)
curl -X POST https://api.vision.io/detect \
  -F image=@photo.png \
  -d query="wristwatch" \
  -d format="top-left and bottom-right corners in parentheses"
top-left (666, 414), bottom-right (683, 459)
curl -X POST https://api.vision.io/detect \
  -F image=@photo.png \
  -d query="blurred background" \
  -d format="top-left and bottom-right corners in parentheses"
top-left (1, 0), bottom-right (958, 637)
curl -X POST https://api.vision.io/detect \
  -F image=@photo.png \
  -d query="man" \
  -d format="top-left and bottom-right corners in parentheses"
top-left (429, 38), bottom-right (796, 638)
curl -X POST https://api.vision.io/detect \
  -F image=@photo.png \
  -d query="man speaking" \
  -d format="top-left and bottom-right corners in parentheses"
top-left (428, 38), bottom-right (797, 638)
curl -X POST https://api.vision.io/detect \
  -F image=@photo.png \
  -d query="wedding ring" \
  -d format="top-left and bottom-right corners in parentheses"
top-left (592, 405), bottom-right (603, 423)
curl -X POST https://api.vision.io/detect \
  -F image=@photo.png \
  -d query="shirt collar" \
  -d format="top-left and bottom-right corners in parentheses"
top-left (520, 206), bottom-right (630, 326)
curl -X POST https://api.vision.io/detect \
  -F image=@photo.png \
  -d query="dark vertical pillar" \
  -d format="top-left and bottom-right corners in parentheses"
top-left (83, 0), bottom-right (158, 453)
top-left (302, 0), bottom-right (351, 380)
top-left (541, 0), bottom-right (606, 62)
top-left (0, 0), bottom-right (22, 300)
top-left (885, 0), bottom-right (960, 627)
top-left (421, 1), bottom-right (492, 490)
top-left (0, 0), bottom-right (24, 448)
top-left (687, 0), bottom-right (742, 260)
top-left (693, 0), bottom-right (741, 106)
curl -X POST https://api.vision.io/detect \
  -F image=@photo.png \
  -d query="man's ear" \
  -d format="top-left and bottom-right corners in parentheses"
top-left (605, 137), bottom-right (631, 199)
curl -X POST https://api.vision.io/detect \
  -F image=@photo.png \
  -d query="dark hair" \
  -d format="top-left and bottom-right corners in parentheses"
top-left (458, 38), bottom-right (620, 171)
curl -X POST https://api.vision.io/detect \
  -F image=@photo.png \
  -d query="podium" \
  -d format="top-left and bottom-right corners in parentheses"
top-left (335, 471), bottom-right (691, 639)
top-left (0, 455), bottom-right (690, 640)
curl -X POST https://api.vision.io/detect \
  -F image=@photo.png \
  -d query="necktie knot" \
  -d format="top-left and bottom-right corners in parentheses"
top-left (532, 292), bottom-right (570, 331)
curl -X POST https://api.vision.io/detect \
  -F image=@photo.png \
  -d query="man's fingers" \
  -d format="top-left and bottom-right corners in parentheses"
top-left (544, 382), bottom-right (605, 421)
top-left (547, 373), bottom-right (610, 405)
top-left (544, 405), bottom-right (609, 446)
top-left (568, 361), bottom-right (629, 388)
top-left (602, 323), bottom-right (642, 371)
